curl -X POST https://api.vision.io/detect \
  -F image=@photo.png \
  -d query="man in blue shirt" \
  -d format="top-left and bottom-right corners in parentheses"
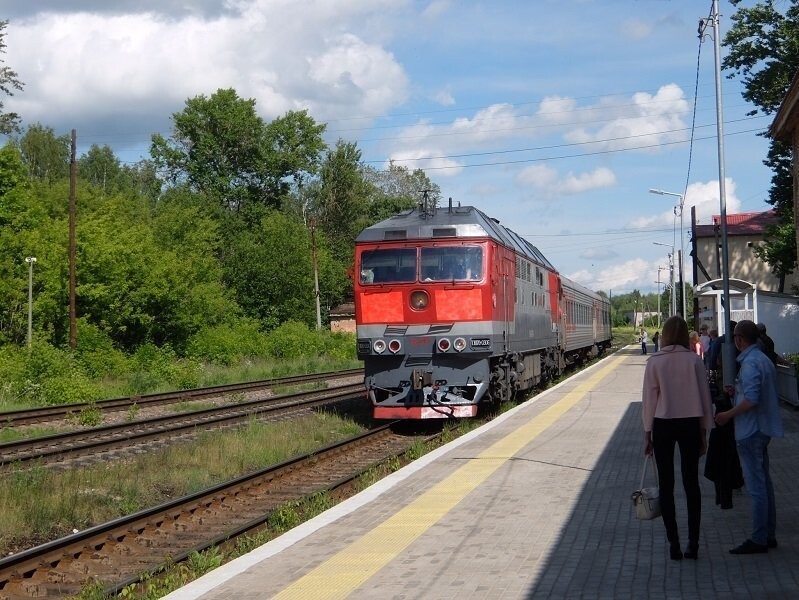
top-left (715, 320), bottom-right (783, 554)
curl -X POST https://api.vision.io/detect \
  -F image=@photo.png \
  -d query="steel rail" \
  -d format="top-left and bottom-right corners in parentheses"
top-left (0, 383), bottom-right (365, 468)
top-left (0, 424), bottom-right (436, 600)
top-left (0, 368), bottom-right (363, 427)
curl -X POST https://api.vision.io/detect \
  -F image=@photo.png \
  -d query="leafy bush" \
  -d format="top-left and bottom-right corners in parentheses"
top-left (264, 321), bottom-right (325, 359)
top-left (37, 370), bottom-right (104, 406)
top-left (186, 319), bottom-right (267, 365)
top-left (75, 319), bottom-right (129, 377)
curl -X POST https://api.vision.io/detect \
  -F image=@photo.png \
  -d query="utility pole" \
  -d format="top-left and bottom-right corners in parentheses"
top-left (704, 1), bottom-right (734, 385)
top-left (310, 220), bottom-right (321, 330)
top-left (656, 265), bottom-right (666, 329)
top-left (69, 129), bottom-right (77, 350)
top-left (691, 206), bottom-right (700, 331)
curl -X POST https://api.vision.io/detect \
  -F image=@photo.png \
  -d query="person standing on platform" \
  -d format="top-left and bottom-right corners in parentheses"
top-left (652, 330), bottom-right (660, 352)
top-left (715, 320), bottom-right (783, 555)
top-left (639, 328), bottom-right (648, 355)
top-left (642, 316), bottom-right (713, 561)
top-left (689, 331), bottom-right (703, 359)
top-left (756, 323), bottom-right (789, 366)
top-left (699, 325), bottom-right (711, 356)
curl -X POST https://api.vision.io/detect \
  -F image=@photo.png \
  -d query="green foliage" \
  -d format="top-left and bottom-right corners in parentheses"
top-left (16, 123), bottom-right (70, 182)
top-left (223, 210), bottom-right (319, 328)
top-left (74, 319), bottom-right (129, 377)
top-left (723, 1), bottom-right (799, 115)
top-left (311, 140), bottom-right (372, 264)
top-left (362, 161), bottom-right (440, 220)
top-left (724, 1), bottom-right (799, 289)
top-left (267, 502), bottom-right (302, 531)
top-left (0, 20), bottom-right (23, 135)
top-left (263, 320), bottom-right (350, 360)
top-left (128, 344), bottom-right (201, 392)
top-left (752, 220), bottom-right (797, 292)
top-left (151, 89), bottom-right (326, 210)
top-left (186, 319), bottom-right (267, 365)
top-left (74, 402), bottom-right (103, 426)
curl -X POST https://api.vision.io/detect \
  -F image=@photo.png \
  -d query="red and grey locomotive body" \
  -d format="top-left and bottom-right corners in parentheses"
top-left (354, 202), bottom-right (611, 420)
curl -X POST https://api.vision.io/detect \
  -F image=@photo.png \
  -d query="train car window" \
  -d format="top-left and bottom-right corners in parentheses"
top-left (360, 248), bottom-right (417, 283)
top-left (420, 246), bottom-right (483, 281)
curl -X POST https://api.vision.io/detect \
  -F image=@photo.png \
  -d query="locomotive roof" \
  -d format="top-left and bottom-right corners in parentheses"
top-left (356, 205), bottom-right (556, 271)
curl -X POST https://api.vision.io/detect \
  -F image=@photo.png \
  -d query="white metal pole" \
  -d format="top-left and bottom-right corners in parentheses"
top-left (710, 0), bottom-right (734, 385)
top-left (25, 256), bottom-right (36, 347)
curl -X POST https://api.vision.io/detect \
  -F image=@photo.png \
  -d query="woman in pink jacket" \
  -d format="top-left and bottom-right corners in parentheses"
top-left (642, 316), bottom-right (713, 561)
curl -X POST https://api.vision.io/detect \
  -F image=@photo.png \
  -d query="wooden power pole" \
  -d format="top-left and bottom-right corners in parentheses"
top-left (69, 129), bottom-right (77, 350)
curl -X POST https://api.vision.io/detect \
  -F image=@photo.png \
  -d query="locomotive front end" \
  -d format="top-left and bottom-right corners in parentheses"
top-left (355, 242), bottom-right (494, 419)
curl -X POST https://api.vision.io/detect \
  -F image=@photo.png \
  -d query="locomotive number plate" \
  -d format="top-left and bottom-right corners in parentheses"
top-left (470, 338), bottom-right (491, 347)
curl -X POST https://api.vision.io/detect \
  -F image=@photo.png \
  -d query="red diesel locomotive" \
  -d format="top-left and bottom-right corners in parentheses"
top-left (354, 200), bottom-right (612, 419)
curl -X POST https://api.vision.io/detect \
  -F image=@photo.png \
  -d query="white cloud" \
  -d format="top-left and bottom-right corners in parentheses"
top-left (561, 84), bottom-right (690, 152)
top-left (627, 178), bottom-right (742, 228)
top-left (567, 258), bottom-right (657, 293)
top-left (6, 1), bottom-right (410, 133)
top-left (579, 247), bottom-right (619, 261)
top-left (621, 18), bottom-right (653, 41)
top-left (421, 0), bottom-right (452, 20)
top-left (433, 90), bottom-right (455, 106)
top-left (517, 164), bottom-right (616, 195)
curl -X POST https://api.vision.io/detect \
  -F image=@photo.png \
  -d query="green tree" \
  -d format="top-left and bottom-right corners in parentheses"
top-left (78, 144), bottom-right (123, 194)
top-left (223, 211), bottom-right (318, 329)
top-left (151, 88), bottom-right (326, 211)
top-left (16, 123), bottom-right (70, 182)
top-left (0, 20), bottom-right (23, 135)
top-left (723, 0), bottom-right (799, 290)
top-left (362, 161), bottom-right (439, 221)
top-left (0, 143), bottom-right (32, 342)
top-left (311, 140), bottom-right (372, 265)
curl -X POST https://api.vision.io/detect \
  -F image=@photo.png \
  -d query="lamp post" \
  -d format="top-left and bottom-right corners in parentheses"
top-left (653, 242), bottom-right (675, 317)
top-left (655, 265), bottom-right (666, 329)
top-left (650, 188), bottom-right (686, 319)
top-left (25, 256), bottom-right (37, 348)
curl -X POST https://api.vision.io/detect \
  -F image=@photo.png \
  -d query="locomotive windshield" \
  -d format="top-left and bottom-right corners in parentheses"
top-left (359, 246), bottom-right (483, 284)
top-left (421, 246), bottom-right (482, 281)
top-left (359, 248), bottom-right (417, 283)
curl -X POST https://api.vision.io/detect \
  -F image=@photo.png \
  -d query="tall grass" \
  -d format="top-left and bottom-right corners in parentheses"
top-left (0, 411), bottom-right (365, 556)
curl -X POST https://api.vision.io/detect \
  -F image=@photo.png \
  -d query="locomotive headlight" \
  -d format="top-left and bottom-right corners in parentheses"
top-left (388, 339), bottom-right (402, 354)
top-left (453, 337), bottom-right (466, 352)
top-left (373, 339), bottom-right (387, 354)
top-left (410, 290), bottom-right (429, 310)
top-left (437, 338), bottom-right (451, 352)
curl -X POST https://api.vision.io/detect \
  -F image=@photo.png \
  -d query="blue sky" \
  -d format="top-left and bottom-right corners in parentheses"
top-left (2, 1), bottom-right (775, 295)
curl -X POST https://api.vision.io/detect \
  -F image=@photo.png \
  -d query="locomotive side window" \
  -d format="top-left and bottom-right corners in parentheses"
top-left (360, 248), bottom-right (417, 283)
top-left (420, 246), bottom-right (483, 281)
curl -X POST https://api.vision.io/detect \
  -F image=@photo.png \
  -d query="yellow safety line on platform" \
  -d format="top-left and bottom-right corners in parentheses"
top-left (271, 354), bottom-right (627, 600)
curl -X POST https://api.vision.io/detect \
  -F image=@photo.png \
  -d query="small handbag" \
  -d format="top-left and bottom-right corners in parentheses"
top-left (631, 455), bottom-right (661, 520)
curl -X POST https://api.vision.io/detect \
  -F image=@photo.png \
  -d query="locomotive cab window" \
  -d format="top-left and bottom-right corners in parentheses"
top-left (420, 246), bottom-right (483, 282)
top-left (360, 248), bottom-right (417, 283)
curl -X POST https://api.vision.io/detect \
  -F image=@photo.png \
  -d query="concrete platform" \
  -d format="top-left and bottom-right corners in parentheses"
top-left (164, 347), bottom-right (799, 599)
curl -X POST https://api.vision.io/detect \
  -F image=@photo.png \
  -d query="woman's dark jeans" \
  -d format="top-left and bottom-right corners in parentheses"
top-left (652, 417), bottom-right (702, 545)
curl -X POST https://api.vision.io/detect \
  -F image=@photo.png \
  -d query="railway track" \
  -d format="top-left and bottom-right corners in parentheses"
top-left (0, 424), bottom-right (437, 600)
top-left (0, 368), bottom-right (363, 428)
top-left (0, 383), bottom-right (366, 470)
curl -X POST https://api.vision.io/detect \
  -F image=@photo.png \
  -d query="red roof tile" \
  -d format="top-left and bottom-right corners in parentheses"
top-left (695, 210), bottom-right (778, 238)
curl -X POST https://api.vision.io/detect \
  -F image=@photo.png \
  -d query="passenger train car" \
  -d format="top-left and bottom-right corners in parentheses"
top-left (354, 200), bottom-right (612, 419)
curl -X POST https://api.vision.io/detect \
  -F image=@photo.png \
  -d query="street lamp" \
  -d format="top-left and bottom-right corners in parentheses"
top-left (653, 242), bottom-right (675, 317)
top-left (650, 188), bottom-right (687, 319)
top-left (24, 256), bottom-right (37, 348)
top-left (655, 265), bottom-right (666, 329)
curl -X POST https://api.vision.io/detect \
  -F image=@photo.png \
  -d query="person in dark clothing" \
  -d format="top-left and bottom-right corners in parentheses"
top-left (652, 331), bottom-right (660, 352)
top-left (757, 323), bottom-right (789, 366)
top-left (704, 391), bottom-right (744, 509)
